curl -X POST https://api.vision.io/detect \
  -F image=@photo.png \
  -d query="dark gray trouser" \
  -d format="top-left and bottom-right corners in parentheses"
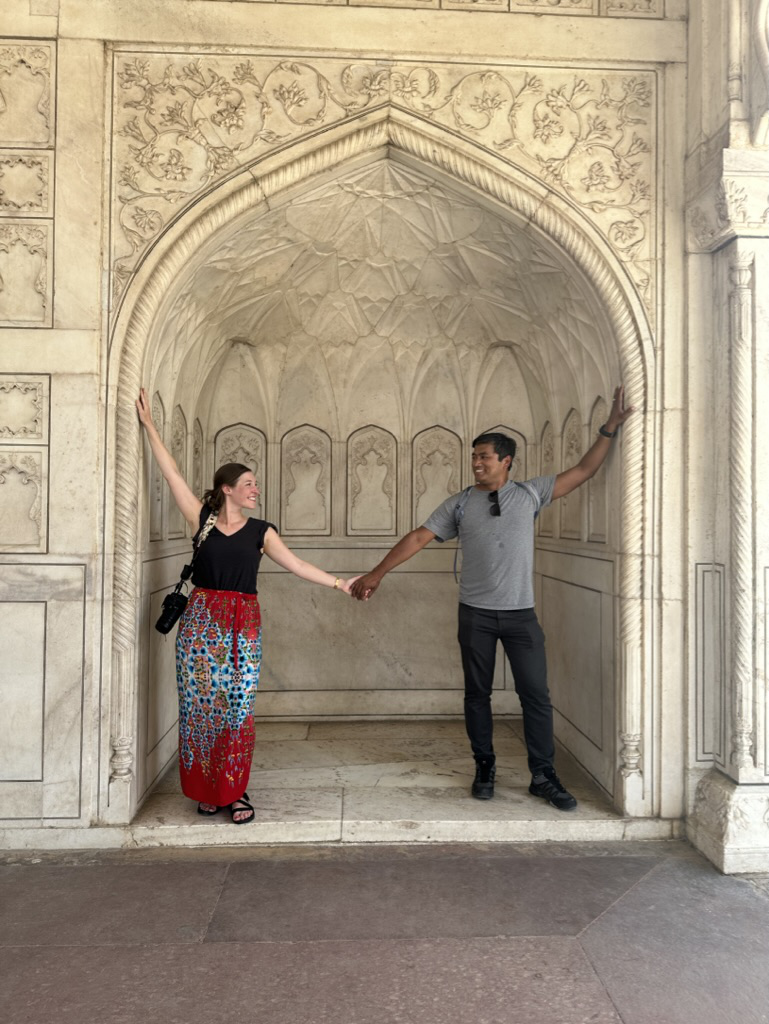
top-left (458, 603), bottom-right (555, 776)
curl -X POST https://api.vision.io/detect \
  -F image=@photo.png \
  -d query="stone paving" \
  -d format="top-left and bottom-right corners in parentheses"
top-left (1, 839), bottom-right (767, 1024)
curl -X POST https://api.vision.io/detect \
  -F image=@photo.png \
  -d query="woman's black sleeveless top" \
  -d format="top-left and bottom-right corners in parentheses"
top-left (191, 506), bottom-right (276, 595)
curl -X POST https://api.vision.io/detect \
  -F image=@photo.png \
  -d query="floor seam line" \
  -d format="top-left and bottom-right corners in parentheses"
top-left (575, 857), bottom-right (669, 939)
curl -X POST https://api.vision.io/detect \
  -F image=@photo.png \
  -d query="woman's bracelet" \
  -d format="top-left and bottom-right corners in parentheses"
top-left (598, 424), bottom-right (618, 438)
top-left (333, 577), bottom-right (342, 590)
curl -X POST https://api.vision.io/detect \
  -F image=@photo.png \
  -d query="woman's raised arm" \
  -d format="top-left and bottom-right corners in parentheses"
top-left (136, 388), bottom-right (203, 531)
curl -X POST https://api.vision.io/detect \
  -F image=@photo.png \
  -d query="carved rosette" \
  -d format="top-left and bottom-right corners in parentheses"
top-left (348, 427), bottom-right (397, 535)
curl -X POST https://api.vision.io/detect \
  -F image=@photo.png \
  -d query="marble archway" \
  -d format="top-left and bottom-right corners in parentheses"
top-left (103, 109), bottom-right (655, 825)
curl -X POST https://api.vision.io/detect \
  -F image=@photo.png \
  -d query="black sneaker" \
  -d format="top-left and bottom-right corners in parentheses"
top-left (471, 759), bottom-right (496, 800)
top-left (529, 770), bottom-right (577, 811)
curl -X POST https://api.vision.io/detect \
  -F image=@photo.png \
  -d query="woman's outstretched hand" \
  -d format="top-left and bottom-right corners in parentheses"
top-left (340, 576), bottom-right (367, 597)
top-left (135, 388), bottom-right (154, 429)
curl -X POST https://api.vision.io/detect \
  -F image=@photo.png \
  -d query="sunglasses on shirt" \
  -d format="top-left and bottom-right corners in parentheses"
top-left (489, 490), bottom-right (500, 516)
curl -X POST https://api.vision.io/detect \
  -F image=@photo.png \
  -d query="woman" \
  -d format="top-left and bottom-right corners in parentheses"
top-left (136, 389), bottom-right (359, 824)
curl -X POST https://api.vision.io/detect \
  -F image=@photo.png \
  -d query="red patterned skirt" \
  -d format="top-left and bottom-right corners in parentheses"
top-left (175, 588), bottom-right (262, 806)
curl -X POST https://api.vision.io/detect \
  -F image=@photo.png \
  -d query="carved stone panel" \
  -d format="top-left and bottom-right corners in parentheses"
top-left (0, 151), bottom-right (51, 216)
top-left (0, 375), bottom-right (48, 443)
top-left (110, 52), bottom-right (656, 322)
top-left (192, 418), bottom-right (204, 502)
top-left (588, 397), bottom-right (609, 542)
top-left (168, 405), bottom-right (187, 538)
top-left (214, 423), bottom-right (265, 519)
top-left (413, 427), bottom-right (462, 528)
top-left (0, 447), bottom-right (47, 553)
top-left (560, 409), bottom-right (583, 539)
top-left (281, 425), bottom-right (331, 535)
top-left (348, 426), bottom-right (397, 535)
top-left (0, 221), bottom-right (52, 326)
top-left (538, 421), bottom-right (556, 538)
top-left (695, 563), bottom-right (726, 765)
top-left (0, 43), bottom-right (55, 148)
top-left (149, 393), bottom-right (165, 541)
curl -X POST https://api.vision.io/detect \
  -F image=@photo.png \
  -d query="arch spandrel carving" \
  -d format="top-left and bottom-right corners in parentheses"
top-left (110, 55), bottom-right (656, 327)
top-left (107, 111), bottom-right (653, 816)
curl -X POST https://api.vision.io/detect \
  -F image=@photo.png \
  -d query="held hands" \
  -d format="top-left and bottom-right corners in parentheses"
top-left (350, 573), bottom-right (381, 602)
top-left (606, 385), bottom-right (635, 433)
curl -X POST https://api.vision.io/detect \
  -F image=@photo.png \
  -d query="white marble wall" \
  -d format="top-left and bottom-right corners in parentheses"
top-left (3, 0), bottom-right (766, 873)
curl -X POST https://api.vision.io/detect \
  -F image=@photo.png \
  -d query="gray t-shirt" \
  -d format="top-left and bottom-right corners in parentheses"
top-left (423, 476), bottom-right (556, 610)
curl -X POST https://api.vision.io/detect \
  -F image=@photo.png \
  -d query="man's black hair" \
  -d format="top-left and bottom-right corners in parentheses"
top-left (472, 432), bottom-right (517, 469)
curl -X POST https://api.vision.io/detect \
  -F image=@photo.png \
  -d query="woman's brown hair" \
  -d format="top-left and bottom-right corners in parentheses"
top-left (202, 463), bottom-right (253, 511)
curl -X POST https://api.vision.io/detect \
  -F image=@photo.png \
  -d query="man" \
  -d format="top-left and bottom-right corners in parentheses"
top-left (351, 386), bottom-right (634, 810)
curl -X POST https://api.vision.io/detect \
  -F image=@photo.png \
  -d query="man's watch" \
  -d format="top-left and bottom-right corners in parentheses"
top-left (599, 424), bottom-right (618, 438)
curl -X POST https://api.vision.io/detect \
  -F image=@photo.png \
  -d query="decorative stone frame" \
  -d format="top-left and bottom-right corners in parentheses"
top-left (103, 107), bottom-right (655, 823)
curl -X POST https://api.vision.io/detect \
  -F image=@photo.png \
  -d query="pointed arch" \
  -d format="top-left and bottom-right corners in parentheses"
top-left (103, 107), bottom-right (655, 820)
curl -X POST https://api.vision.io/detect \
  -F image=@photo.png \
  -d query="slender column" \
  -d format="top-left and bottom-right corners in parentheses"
top-left (727, 253), bottom-right (758, 780)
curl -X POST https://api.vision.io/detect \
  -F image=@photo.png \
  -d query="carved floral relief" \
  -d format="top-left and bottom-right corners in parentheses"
top-left (538, 421), bottom-right (556, 537)
top-left (348, 426), bottom-right (397, 534)
top-left (0, 449), bottom-right (46, 552)
top-left (413, 427), bottom-right (462, 528)
top-left (168, 405), bottom-right (187, 538)
top-left (0, 221), bottom-right (51, 325)
top-left (111, 51), bottom-right (656, 321)
top-left (0, 377), bottom-right (46, 441)
top-left (0, 43), bottom-right (54, 147)
top-left (560, 409), bottom-right (583, 538)
top-left (214, 423), bottom-right (265, 518)
top-left (0, 152), bottom-right (50, 215)
top-left (281, 426), bottom-right (330, 535)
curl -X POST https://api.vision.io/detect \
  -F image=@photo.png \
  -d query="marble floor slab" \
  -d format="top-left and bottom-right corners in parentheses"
top-left (137, 717), bottom-right (664, 847)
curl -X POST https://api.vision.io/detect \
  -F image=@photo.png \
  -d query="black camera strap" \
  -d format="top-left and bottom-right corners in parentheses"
top-left (174, 508), bottom-right (218, 593)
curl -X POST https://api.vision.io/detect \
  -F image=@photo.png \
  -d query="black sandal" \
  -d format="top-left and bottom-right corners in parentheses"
top-left (229, 792), bottom-right (255, 825)
top-left (197, 802), bottom-right (220, 816)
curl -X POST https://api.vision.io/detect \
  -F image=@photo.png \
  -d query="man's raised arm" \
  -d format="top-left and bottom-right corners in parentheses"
top-left (552, 385), bottom-right (635, 500)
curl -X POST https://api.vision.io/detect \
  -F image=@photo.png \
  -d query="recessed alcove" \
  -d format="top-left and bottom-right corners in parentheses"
top-left (133, 150), bottom-right (627, 816)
